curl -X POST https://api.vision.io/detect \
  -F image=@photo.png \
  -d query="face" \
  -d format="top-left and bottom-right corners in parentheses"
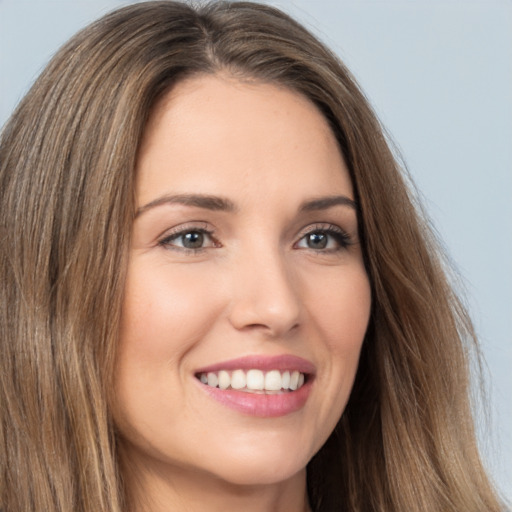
top-left (114, 74), bottom-right (371, 488)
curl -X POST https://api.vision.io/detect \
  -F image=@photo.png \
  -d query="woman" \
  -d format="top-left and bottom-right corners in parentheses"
top-left (0, 1), bottom-right (504, 511)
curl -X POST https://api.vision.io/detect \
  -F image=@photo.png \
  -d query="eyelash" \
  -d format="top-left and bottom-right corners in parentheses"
top-left (295, 224), bottom-right (353, 252)
top-left (158, 225), bottom-right (218, 253)
top-left (158, 223), bottom-right (353, 254)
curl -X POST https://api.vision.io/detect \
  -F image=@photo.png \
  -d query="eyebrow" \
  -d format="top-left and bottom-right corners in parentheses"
top-left (135, 193), bottom-right (357, 218)
top-left (136, 193), bottom-right (237, 217)
top-left (299, 195), bottom-right (357, 212)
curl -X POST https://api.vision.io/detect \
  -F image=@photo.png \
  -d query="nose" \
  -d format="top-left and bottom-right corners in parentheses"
top-left (227, 247), bottom-right (302, 338)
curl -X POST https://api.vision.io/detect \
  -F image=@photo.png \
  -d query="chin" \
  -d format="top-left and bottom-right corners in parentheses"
top-left (209, 457), bottom-right (308, 487)
top-left (196, 439), bottom-right (312, 487)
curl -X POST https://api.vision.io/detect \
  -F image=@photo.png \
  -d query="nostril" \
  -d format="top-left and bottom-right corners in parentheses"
top-left (226, 260), bottom-right (301, 336)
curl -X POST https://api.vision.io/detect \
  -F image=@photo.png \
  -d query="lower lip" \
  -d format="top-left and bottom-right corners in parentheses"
top-left (198, 379), bottom-right (313, 418)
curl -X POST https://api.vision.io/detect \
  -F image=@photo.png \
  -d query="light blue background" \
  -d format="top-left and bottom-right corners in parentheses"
top-left (1, 0), bottom-right (510, 502)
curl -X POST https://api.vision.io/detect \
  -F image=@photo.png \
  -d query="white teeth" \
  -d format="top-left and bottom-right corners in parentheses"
top-left (282, 371), bottom-right (290, 389)
top-left (231, 369), bottom-right (246, 390)
top-left (246, 369), bottom-right (264, 390)
top-left (218, 370), bottom-right (230, 390)
top-left (289, 371), bottom-right (299, 390)
top-left (198, 369), bottom-right (307, 393)
top-left (207, 372), bottom-right (218, 387)
top-left (265, 370), bottom-right (282, 391)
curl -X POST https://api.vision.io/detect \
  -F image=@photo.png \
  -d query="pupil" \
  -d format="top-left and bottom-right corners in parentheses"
top-left (183, 231), bottom-right (204, 249)
top-left (308, 232), bottom-right (327, 249)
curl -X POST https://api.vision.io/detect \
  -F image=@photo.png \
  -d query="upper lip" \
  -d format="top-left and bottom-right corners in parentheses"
top-left (195, 354), bottom-right (316, 375)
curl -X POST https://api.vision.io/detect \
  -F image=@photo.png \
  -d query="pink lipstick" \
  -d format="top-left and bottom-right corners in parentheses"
top-left (195, 355), bottom-right (315, 417)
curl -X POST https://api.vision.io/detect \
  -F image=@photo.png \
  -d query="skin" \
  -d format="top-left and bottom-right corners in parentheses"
top-left (114, 74), bottom-right (372, 512)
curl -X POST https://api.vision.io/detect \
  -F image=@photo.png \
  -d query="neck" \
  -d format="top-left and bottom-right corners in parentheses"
top-left (121, 450), bottom-right (311, 512)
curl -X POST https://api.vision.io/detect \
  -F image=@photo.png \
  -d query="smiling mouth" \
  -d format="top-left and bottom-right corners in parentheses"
top-left (196, 369), bottom-right (307, 394)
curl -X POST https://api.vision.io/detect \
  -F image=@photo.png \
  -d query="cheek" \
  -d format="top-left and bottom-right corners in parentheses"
top-left (295, 265), bottom-right (371, 453)
top-left (305, 264), bottom-right (371, 401)
top-left (119, 260), bottom-right (224, 361)
top-left (113, 260), bottom-right (227, 445)
top-left (310, 265), bottom-right (371, 352)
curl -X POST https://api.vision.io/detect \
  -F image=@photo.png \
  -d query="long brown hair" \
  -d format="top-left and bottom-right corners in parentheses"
top-left (0, 2), bottom-right (503, 511)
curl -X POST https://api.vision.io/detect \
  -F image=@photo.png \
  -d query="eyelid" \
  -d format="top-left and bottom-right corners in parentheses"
top-left (155, 221), bottom-right (353, 253)
top-left (294, 223), bottom-right (353, 250)
top-left (157, 222), bottom-right (219, 251)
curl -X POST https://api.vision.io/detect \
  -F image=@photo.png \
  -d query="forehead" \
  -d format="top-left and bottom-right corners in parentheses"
top-left (136, 74), bottom-right (353, 206)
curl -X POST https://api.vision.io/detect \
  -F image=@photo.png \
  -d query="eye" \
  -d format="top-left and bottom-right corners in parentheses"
top-left (295, 225), bottom-right (352, 251)
top-left (159, 227), bottom-right (217, 251)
